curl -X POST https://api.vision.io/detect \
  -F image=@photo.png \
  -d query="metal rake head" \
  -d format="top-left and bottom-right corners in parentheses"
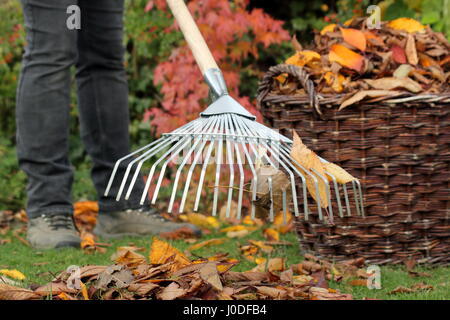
top-left (104, 85), bottom-right (364, 223)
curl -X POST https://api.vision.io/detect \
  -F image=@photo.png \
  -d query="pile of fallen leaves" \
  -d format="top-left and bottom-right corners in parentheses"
top-left (0, 239), bottom-right (370, 300)
top-left (275, 17), bottom-right (450, 110)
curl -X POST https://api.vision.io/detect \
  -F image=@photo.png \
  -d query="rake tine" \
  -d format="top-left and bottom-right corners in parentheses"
top-left (211, 116), bottom-right (225, 216)
top-left (168, 117), bottom-right (218, 213)
top-left (256, 140), bottom-right (300, 218)
top-left (279, 145), bottom-right (324, 221)
top-left (144, 119), bottom-right (208, 205)
top-left (352, 180), bottom-right (362, 216)
top-left (123, 137), bottom-right (175, 201)
top-left (194, 138), bottom-right (215, 212)
top-left (227, 114), bottom-right (245, 220)
top-left (268, 177), bottom-right (274, 222)
top-left (342, 183), bottom-right (352, 216)
top-left (104, 120), bottom-right (197, 197)
top-left (310, 167), bottom-right (334, 221)
top-left (167, 118), bottom-right (219, 213)
top-left (355, 179), bottom-right (365, 217)
top-left (324, 172), bottom-right (343, 218)
top-left (282, 189), bottom-right (287, 224)
top-left (116, 137), bottom-right (172, 201)
top-left (224, 114), bottom-right (235, 219)
top-left (179, 117), bottom-right (221, 213)
top-left (230, 116), bottom-right (257, 219)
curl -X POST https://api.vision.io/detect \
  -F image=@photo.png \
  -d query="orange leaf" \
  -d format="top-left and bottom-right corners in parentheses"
top-left (80, 232), bottom-right (95, 249)
top-left (387, 18), bottom-right (425, 33)
top-left (149, 237), bottom-right (191, 271)
top-left (328, 44), bottom-right (364, 72)
top-left (340, 27), bottom-right (366, 51)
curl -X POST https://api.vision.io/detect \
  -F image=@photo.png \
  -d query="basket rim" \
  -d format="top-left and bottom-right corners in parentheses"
top-left (257, 64), bottom-right (450, 109)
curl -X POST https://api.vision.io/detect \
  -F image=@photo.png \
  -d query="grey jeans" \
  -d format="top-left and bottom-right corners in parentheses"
top-left (16, 0), bottom-right (145, 218)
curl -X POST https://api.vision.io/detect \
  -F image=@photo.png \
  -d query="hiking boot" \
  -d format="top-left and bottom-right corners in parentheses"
top-left (93, 208), bottom-right (202, 239)
top-left (27, 214), bottom-right (81, 249)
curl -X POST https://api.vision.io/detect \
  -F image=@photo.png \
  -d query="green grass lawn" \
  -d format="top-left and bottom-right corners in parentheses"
top-left (1, 228), bottom-right (449, 300)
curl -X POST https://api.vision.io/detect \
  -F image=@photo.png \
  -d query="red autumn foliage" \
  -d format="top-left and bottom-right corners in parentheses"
top-left (146, 0), bottom-right (290, 135)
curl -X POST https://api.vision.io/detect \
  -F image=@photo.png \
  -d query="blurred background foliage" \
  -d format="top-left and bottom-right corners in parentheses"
top-left (0, 0), bottom-right (448, 211)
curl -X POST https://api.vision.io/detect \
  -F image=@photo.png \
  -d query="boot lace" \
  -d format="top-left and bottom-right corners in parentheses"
top-left (41, 214), bottom-right (76, 231)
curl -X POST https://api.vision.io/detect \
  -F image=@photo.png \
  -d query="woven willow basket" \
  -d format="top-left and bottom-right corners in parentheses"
top-left (257, 64), bottom-right (450, 265)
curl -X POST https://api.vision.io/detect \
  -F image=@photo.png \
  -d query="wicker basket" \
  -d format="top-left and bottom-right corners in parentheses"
top-left (257, 64), bottom-right (450, 265)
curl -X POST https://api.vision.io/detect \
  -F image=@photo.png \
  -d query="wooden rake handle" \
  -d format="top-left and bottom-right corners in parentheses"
top-left (166, 0), bottom-right (219, 74)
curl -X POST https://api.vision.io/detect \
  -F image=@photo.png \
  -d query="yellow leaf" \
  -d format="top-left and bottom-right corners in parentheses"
top-left (343, 18), bottom-right (353, 26)
top-left (322, 162), bottom-right (356, 184)
top-left (57, 292), bottom-right (70, 300)
top-left (285, 50), bottom-right (321, 67)
top-left (274, 210), bottom-right (293, 225)
top-left (329, 44), bottom-right (364, 72)
top-left (80, 282), bottom-right (89, 300)
top-left (220, 225), bottom-right (256, 233)
top-left (387, 18), bottom-right (425, 33)
top-left (188, 238), bottom-right (226, 251)
top-left (263, 228), bottom-right (280, 241)
top-left (255, 257), bottom-right (267, 265)
top-left (0, 269), bottom-right (26, 281)
top-left (242, 215), bottom-right (255, 225)
top-left (320, 23), bottom-right (336, 35)
top-left (182, 213), bottom-right (220, 230)
top-left (324, 71), bottom-right (346, 93)
top-left (149, 237), bottom-right (191, 270)
top-left (340, 27), bottom-right (366, 51)
top-left (290, 130), bottom-right (329, 208)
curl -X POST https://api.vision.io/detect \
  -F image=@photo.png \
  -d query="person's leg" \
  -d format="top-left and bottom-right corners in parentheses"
top-left (16, 0), bottom-right (77, 219)
top-left (17, 0), bottom-right (80, 249)
top-left (76, 0), bottom-right (145, 213)
top-left (76, 0), bottom-right (201, 238)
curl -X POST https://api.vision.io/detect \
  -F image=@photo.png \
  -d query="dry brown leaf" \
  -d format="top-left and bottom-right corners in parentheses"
top-left (159, 227), bottom-right (198, 240)
top-left (268, 258), bottom-right (285, 272)
top-left (339, 90), bottom-right (398, 110)
top-left (127, 282), bottom-right (159, 296)
top-left (364, 77), bottom-right (422, 92)
top-left (111, 247), bottom-right (146, 267)
top-left (157, 282), bottom-right (186, 300)
top-left (0, 284), bottom-right (39, 300)
top-left (348, 279), bottom-right (367, 287)
top-left (199, 262), bottom-right (223, 291)
top-left (322, 162), bottom-right (356, 184)
top-left (256, 286), bottom-right (287, 299)
top-left (405, 34), bottom-right (418, 65)
top-left (248, 240), bottom-right (274, 254)
top-left (290, 130), bottom-right (329, 208)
